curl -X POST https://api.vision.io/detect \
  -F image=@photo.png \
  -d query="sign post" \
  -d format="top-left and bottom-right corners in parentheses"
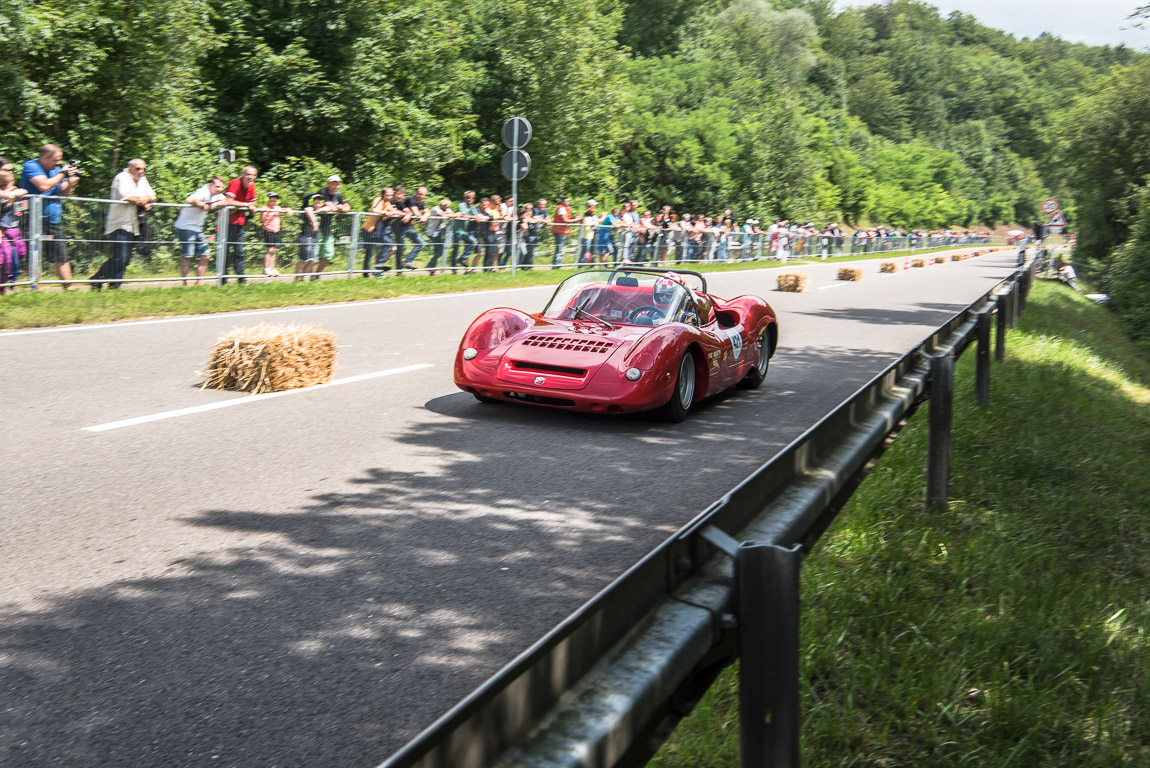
top-left (1038, 198), bottom-right (1060, 241)
top-left (502, 117), bottom-right (532, 274)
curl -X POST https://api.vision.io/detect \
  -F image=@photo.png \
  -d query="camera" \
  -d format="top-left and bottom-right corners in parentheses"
top-left (64, 161), bottom-right (84, 177)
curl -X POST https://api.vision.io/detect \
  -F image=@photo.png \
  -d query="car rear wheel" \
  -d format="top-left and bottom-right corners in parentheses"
top-left (660, 350), bottom-right (696, 422)
top-left (739, 331), bottom-right (771, 389)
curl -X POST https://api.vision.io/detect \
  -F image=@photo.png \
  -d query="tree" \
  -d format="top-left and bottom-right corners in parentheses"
top-left (0, 0), bottom-right (217, 195)
top-left (1055, 60), bottom-right (1150, 263)
top-left (457, 0), bottom-right (631, 198)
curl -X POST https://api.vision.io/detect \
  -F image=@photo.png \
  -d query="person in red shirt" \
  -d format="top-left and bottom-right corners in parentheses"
top-left (222, 165), bottom-right (258, 284)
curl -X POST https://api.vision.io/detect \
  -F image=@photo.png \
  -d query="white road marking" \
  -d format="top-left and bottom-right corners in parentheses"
top-left (818, 282), bottom-right (851, 290)
top-left (84, 364), bottom-right (432, 432)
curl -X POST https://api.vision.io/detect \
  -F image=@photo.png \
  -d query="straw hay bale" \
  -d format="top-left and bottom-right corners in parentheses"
top-left (880, 261), bottom-right (898, 273)
top-left (951, 254), bottom-right (963, 262)
top-left (777, 273), bottom-right (808, 292)
top-left (203, 324), bottom-right (336, 394)
top-left (911, 258), bottom-right (927, 268)
top-left (934, 256), bottom-right (946, 264)
top-left (837, 267), bottom-right (863, 281)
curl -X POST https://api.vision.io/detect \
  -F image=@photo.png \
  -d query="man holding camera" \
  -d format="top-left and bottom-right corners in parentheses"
top-left (20, 144), bottom-right (80, 289)
top-left (92, 159), bottom-right (155, 290)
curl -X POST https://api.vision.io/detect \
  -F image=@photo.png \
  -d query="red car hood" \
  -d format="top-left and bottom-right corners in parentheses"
top-left (495, 321), bottom-right (645, 391)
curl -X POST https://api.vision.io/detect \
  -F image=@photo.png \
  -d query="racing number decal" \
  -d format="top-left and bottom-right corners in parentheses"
top-left (724, 326), bottom-right (744, 360)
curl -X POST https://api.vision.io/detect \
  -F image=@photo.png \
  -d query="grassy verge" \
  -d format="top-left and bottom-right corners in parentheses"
top-left (0, 245), bottom-right (997, 330)
top-left (652, 280), bottom-right (1150, 767)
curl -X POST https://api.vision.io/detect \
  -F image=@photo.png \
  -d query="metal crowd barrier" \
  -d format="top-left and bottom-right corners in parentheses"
top-left (379, 257), bottom-right (1038, 768)
top-left (1, 194), bottom-right (1003, 290)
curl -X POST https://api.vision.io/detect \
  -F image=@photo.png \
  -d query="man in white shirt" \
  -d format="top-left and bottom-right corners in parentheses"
top-left (174, 175), bottom-right (226, 285)
top-left (92, 158), bottom-right (155, 289)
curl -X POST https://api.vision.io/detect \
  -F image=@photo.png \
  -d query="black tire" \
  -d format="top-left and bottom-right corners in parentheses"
top-left (739, 330), bottom-right (771, 389)
top-left (660, 350), bottom-right (697, 422)
top-left (474, 393), bottom-right (501, 404)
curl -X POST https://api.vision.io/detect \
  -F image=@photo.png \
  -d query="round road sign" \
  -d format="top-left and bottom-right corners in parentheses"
top-left (501, 149), bottom-right (531, 181)
top-left (1041, 198), bottom-right (1059, 214)
top-left (502, 117), bottom-right (532, 150)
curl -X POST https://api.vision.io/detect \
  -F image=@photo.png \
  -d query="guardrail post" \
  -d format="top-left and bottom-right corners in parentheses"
top-left (348, 212), bottom-right (360, 278)
top-left (737, 541), bottom-right (801, 768)
top-left (29, 196), bottom-right (43, 289)
top-left (926, 353), bottom-right (954, 510)
top-left (214, 207), bottom-right (229, 286)
top-left (995, 291), bottom-right (1008, 362)
top-left (976, 311), bottom-right (991, 407)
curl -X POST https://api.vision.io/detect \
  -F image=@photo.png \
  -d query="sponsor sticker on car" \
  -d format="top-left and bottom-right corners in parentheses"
top-left (724, 326), bottom-right (744, 360)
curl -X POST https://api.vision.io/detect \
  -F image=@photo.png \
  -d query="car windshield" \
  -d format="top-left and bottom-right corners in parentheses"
top-left (541, 269), bottom-right (700, 327)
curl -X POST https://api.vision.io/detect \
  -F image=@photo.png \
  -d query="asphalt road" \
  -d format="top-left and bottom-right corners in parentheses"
top-left (1, 251), bottom-right (1018, 767)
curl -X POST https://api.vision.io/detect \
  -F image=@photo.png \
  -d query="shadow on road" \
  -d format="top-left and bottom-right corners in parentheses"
top-left (0, 345), bottom-right (896, 767)
top-left (787, 301), bottom-right (973, 328)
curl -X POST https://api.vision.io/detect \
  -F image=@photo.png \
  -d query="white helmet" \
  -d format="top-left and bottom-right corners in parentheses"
top-left (653, 272), bottom-right (685, 306)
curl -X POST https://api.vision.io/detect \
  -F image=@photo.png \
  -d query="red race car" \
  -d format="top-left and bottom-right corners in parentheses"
top-left (454, 268), bottom-right (778, 421)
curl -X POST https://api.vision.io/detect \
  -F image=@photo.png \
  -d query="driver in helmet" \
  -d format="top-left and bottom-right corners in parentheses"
top-left (654, 271), bottom-right (710, 326)
top-left (652, 272), bottom-right (684, 308)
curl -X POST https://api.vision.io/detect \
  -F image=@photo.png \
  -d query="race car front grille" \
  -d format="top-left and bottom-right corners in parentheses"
top-left (508, 360), bottom-right (588, 377)
top-left (504, 392), bottom-right (576, 407)
top-left (521, 335), bottom-right (615, 354)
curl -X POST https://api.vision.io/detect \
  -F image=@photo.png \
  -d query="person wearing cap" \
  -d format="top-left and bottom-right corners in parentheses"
top-left (294, 194), bottom-right (324, 281)
top-left (260, 191), bottom-right (293, 277)
top-left (306, 174), bottom-right (350, 280)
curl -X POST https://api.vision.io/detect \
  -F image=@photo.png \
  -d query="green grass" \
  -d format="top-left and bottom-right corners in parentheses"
top-left (0, 245), bottom-right (1000, 330)
top-left (652, 280), bottom-right (1150, 767)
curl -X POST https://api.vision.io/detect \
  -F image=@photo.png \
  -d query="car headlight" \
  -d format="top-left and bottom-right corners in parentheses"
top-left (625, 367), bottom-right (642, 381)
top-left (463, 347), bottom-right (478, 361)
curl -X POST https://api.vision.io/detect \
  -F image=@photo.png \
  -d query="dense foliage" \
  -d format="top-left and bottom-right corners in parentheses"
top-left (0, 1), bottom-right (1144, 264)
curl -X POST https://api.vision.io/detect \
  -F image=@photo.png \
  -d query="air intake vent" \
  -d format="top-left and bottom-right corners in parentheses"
top-left (509, 360), bottom-right (588, 377)
top-left (522, 335), bottom-right (615, 354)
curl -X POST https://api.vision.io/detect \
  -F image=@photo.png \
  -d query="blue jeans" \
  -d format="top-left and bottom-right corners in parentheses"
top-left (363, 224), bottom-right (394, 272)
top-left (93, 229), bottom-right (135, 288)
top-left (175, 227), bottom-right (208, 259)
top-left (482, 230), bottom-right (500, 270)
top-left (426, 231), bottom-right (448, 269)
top-left (552, 234), bottom-right (567, 266)
top-left (451, 231), bottom-right (477, 269)
top-left (579, 238), bottom-right (595, 265)
top-left (223, 222), bottom-right (247, 283)
top-left (396, 224), bottom-right (425, 267)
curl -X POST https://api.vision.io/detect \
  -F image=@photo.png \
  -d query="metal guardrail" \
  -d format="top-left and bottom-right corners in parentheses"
top-left (2, 194), bottom-right (1002, 290)
top-left (379, 258), bottom-right (1037, 768)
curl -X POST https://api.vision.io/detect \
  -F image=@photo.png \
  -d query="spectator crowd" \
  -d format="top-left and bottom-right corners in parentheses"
top-left (0, 145), bottom-right (994, 292)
